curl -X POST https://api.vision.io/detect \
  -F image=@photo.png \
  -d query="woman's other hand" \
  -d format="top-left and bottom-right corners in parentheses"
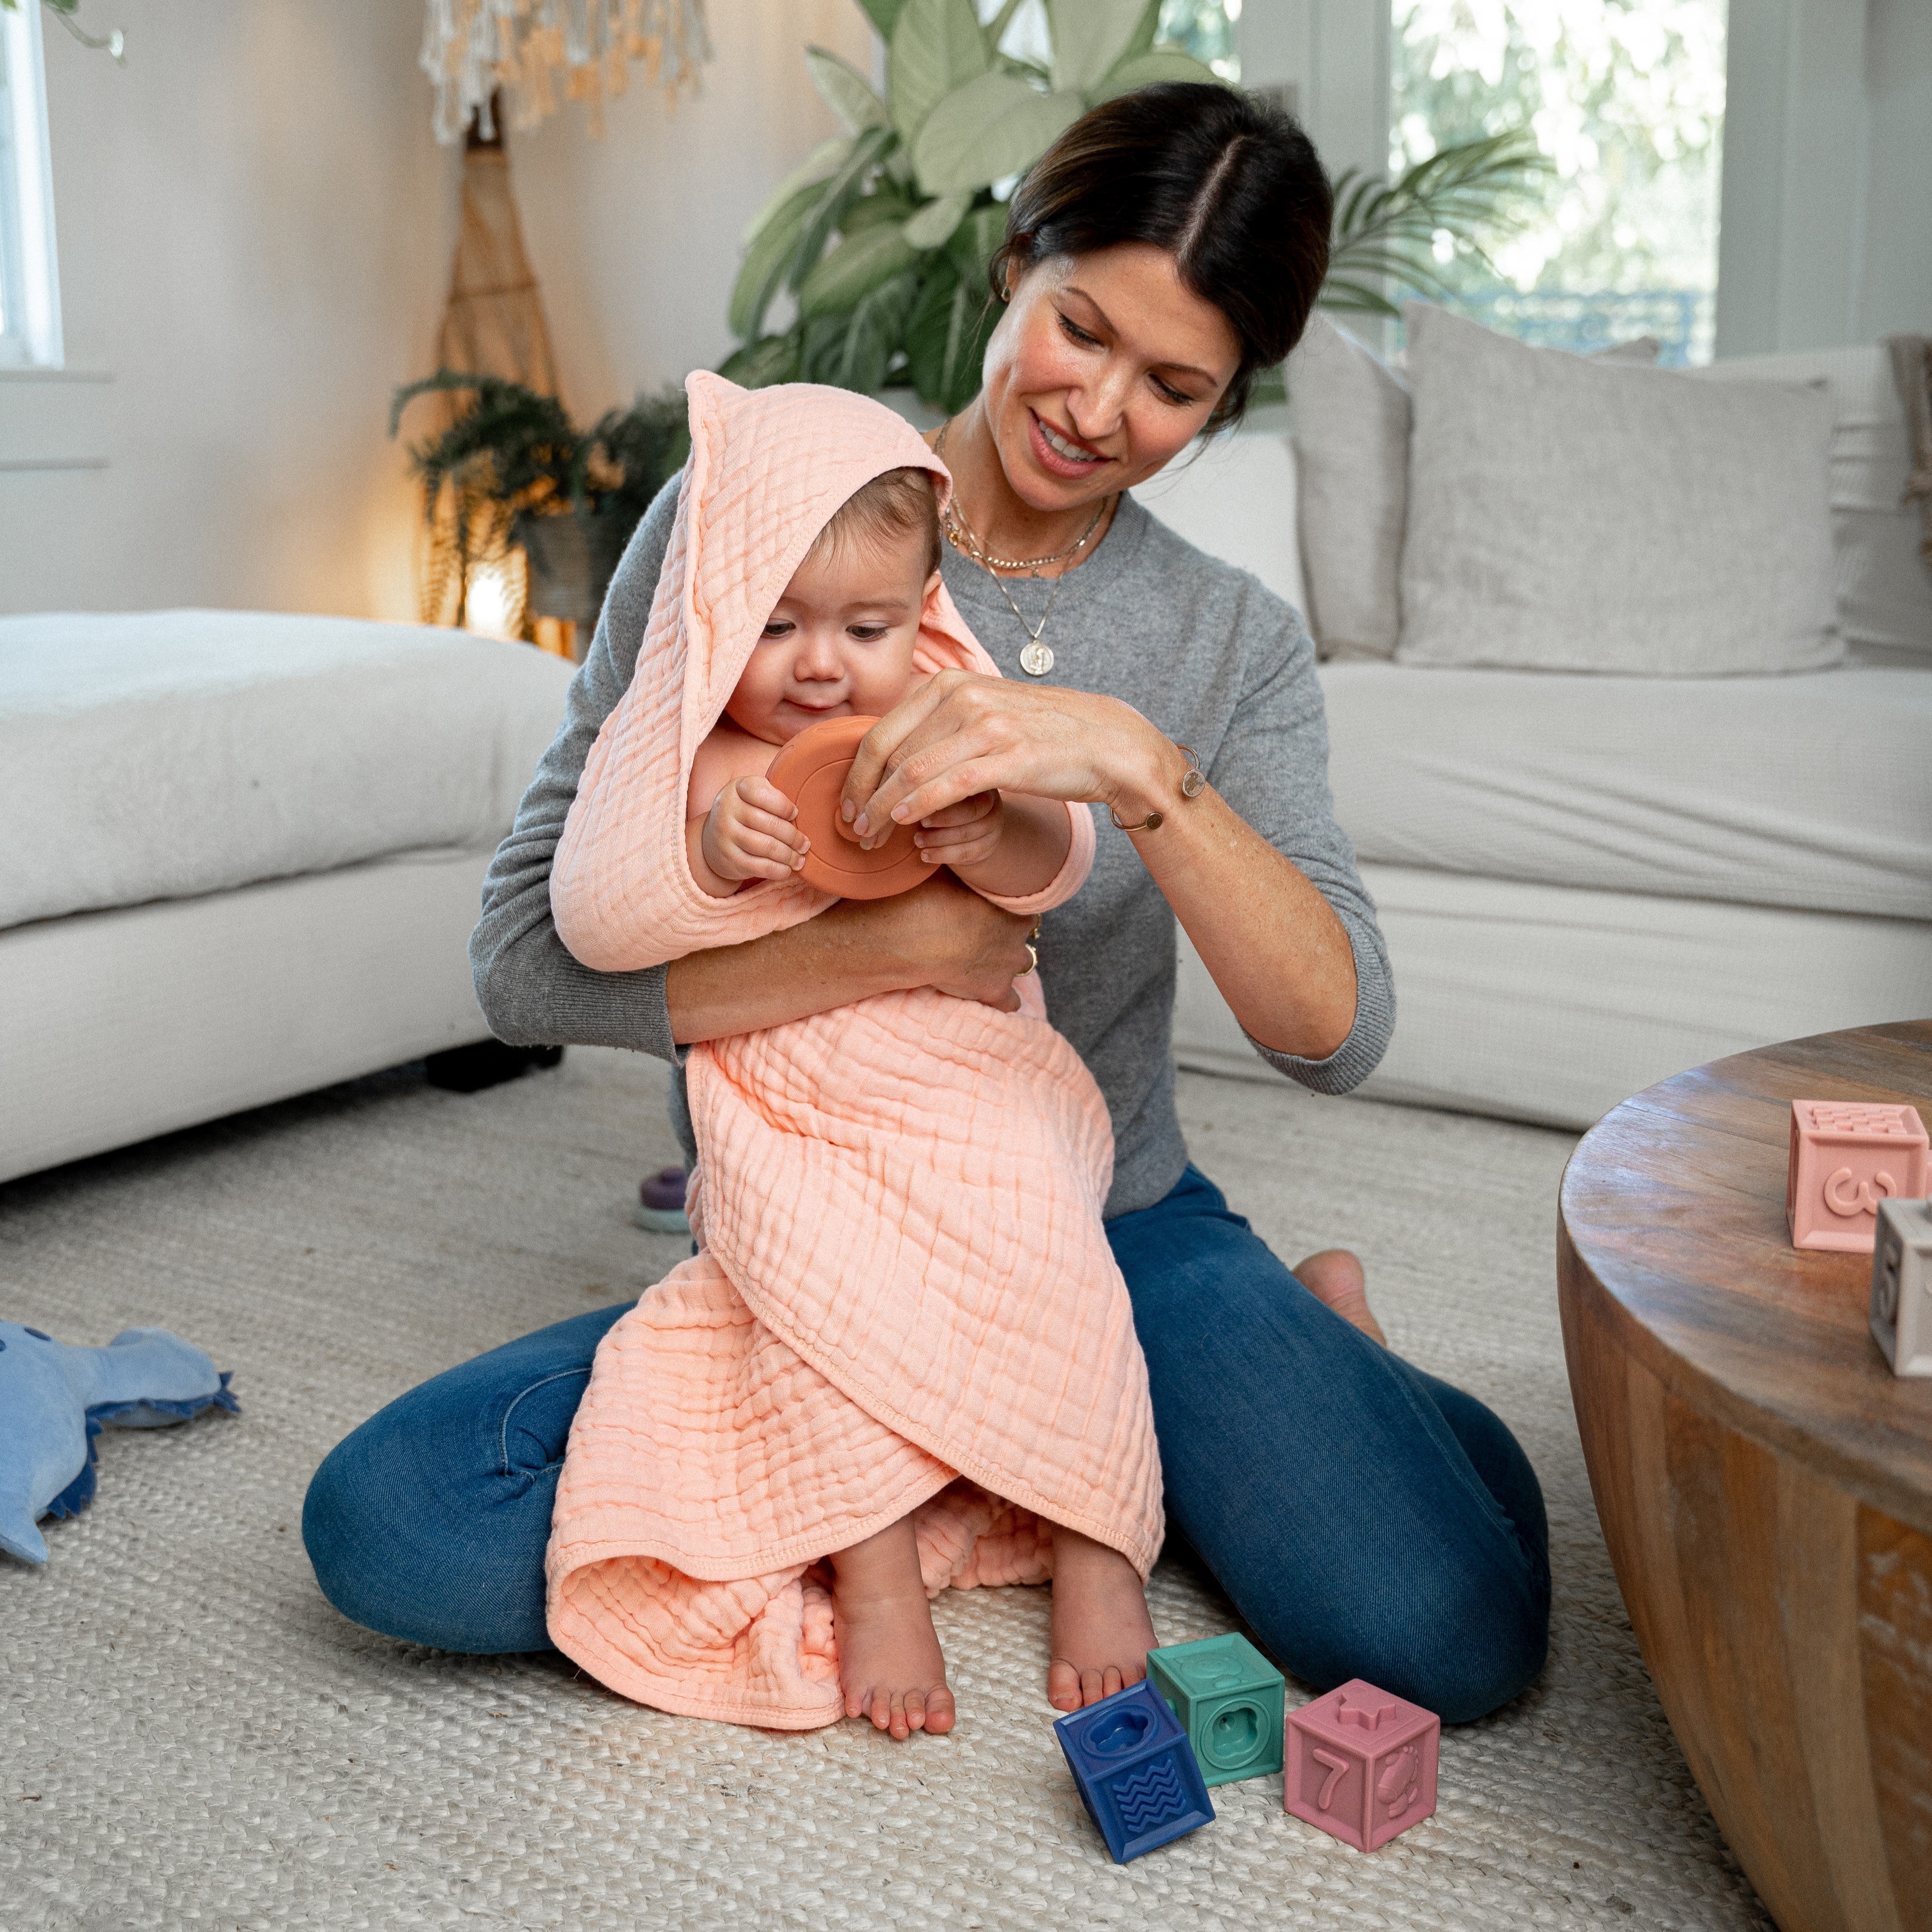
top-left (840, 671), bottom-right (1175, 838)
top-left (667, 871), bottom-right (1036, 1043)
top-left (870, 872), bottom-right (1034, 1009)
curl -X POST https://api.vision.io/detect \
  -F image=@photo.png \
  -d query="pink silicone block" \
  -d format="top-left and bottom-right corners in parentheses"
top-left (1284, 1679), bottom-right (1438, 1852)
top-left (1787, 1100), bottom-right (1929, 1254)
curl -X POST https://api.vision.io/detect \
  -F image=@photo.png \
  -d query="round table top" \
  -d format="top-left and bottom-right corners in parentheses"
top-left (1559, 1021), bottom-right (1932, 1535)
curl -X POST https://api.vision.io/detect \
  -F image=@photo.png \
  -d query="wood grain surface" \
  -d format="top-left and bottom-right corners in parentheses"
top-left (1559, 1022), bottom-right (1932, 1932)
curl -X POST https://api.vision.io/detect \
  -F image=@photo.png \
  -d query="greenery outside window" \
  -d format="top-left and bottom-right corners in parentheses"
top-left (1391, 0), bottom-right (1725, 365)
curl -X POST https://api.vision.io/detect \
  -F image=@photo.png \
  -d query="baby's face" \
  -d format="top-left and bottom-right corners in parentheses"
top-left (725, 526), bottom-right (940, 744)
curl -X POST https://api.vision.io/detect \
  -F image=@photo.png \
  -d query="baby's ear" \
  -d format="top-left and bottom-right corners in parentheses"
top-left (921, 569), bottom-right (945, 616)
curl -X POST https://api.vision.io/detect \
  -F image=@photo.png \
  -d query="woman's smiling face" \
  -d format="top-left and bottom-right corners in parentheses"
top-left (978, 242), bottom-right (1243, 512)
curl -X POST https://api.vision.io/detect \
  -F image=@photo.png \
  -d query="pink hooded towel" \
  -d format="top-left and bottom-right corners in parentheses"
top-left (543, 374), bottom-right (1163, 1728)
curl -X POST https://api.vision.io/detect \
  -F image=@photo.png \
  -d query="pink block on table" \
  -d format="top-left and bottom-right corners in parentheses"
top-left (1284, 1678), bottom-right (1438, 1852)
top-left (1787, 1100), bottom-right (1929, 1254)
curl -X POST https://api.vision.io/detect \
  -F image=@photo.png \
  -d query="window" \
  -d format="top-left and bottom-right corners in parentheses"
top-left (1391, 1), bottom-right (1725, 365)
top-left (0, 0), bottom-right (62, 367)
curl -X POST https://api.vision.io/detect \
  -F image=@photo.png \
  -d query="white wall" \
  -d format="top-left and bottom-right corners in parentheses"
top-left (0, 0), bottom-right (459, 621)
top-left (509, 0), bottom-right (875, 412)
top-left (0, 0), bottom-right (867, 623)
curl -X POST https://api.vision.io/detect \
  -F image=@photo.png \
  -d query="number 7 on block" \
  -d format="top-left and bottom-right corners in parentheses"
top-left (1312, 1747), bottom-right (1350, 1811)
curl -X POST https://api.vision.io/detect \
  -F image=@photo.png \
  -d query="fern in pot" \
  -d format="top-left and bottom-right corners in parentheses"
top-left (390, 373), bottom-right (690, 631)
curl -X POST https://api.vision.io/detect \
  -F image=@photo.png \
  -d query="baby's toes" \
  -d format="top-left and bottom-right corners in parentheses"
top-left (887, 1690), bottom-right (912, 1740)
top-left (903, 1687), bottom-right (928, 1734)
top-left (1048, 1659), bottom-right (1082, 1712)
top-left (923, 1685), bottom-right (957, 1735)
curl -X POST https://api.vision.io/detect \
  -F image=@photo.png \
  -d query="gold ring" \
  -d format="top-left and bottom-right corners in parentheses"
top-left (1019, 942), bottom-right (1038, 977)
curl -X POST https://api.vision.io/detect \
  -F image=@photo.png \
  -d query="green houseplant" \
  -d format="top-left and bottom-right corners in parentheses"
top-left (724, 0), bottom-right (1545, 413)
top-left (389, 373), bottom-right (690, 629)
top-left (721, 0), bottom-right (1220, 415)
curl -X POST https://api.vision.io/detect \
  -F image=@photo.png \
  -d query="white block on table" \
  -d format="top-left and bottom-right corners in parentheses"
top-left (1871, 1196), bottom-right (1932, 1377)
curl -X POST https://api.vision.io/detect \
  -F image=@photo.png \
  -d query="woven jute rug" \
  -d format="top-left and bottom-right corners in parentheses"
top-left (0, 1049), bottom-right (1769, 1930)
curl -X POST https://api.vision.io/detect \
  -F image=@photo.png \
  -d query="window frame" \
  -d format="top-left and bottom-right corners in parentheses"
top-left (0, 0), bottom-right (63, 368)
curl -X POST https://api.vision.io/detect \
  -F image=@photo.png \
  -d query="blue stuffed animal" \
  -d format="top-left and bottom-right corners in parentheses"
top-left (0, 1322), bottom-right (237, 1565)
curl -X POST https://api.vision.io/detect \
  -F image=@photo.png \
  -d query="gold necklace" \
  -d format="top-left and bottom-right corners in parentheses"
top-left (934, 420), bottom-right (1111, 677)
top-left (934, 420), bottom-right (1109, 569)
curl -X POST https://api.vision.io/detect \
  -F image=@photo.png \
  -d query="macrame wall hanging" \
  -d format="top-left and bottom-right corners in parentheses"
top-left (420, 0), bottom-right (714, 145)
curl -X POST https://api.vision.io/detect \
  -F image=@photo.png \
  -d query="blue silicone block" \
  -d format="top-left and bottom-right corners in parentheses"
top-left (1146, 1633), bottom-right (1286, 1787)
top-left (1054, 1679), bottom-right (1215, 1863)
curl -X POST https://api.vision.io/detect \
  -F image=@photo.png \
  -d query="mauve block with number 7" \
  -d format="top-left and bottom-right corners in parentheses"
top-left (1285, 1679), bottom-right (1438, 1852)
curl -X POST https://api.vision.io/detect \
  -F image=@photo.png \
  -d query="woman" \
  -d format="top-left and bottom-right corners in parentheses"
top-left (304, 85), bottom-right (1549, 1724)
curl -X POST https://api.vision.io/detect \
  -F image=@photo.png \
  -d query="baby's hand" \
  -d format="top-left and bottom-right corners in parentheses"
top-left (912, 789), bottom-right (1003, 870)
top-left (702, 775), bottom-right (809, 882)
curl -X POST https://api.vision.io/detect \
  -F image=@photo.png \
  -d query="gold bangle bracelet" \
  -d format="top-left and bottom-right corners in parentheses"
top-left (1109, 744), bottom-right (1206, 833)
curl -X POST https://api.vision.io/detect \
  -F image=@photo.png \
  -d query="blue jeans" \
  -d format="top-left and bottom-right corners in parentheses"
top-left (304, 1167), bottom-right (1548, 1723)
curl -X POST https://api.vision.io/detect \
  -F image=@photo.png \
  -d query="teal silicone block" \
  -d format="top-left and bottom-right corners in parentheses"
top-left (1146, 1634), bottom-right (1286, 1787)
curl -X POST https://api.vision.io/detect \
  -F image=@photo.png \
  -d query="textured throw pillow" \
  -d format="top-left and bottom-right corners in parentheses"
top-left (1688, 342), bottom-right (1932, 662)
top-left (1286, 313), bottom-right (1411, 660)
top-left (1287, 318), bottom-right (1661, 662)
top-left (1397, 303), bottom-right (1841, 676)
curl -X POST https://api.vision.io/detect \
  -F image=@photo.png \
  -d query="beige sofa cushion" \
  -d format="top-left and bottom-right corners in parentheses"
top-left (1319, 658), bottom-right (1932, 922)
top-left (1395, 303), bottom-right (1841, 676)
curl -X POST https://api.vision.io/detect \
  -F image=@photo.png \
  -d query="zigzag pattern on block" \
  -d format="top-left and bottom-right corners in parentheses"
top-left (1110, 1757), bottom-right (1191, 1836)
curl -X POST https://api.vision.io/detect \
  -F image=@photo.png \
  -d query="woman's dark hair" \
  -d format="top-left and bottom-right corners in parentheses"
top-left (989, 84), bottom-right (1332, 431)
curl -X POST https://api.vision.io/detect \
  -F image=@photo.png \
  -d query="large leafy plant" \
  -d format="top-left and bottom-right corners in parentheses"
top-left (721, 0), bottom-right (1219, 414)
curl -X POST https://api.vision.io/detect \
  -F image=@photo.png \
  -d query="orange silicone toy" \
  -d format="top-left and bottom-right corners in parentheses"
top-left (766, 715), bottom-right (933, 900)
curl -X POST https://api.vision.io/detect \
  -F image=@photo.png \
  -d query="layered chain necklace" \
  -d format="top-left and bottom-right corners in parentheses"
top-left (935, 419), bottom-right (1112, 678)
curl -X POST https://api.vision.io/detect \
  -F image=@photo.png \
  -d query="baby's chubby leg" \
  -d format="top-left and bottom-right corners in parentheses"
top-left (1049, 1526), bottom-right (1159, 1711)
top-left (828, 1516), bottom-right (956, 1739)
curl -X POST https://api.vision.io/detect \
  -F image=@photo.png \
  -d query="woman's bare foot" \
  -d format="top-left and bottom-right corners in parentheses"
top-left (1295, 1247), bottom-right (1387, 1347)
top-left (828, 1517), bottom-right (956, 1739)
top-left (1048, 1525), bottom-right (1158, 1711)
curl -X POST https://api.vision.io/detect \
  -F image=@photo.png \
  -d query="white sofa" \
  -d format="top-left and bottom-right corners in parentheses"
top-left (1135, 334), bottom-right (1932, 1130)
top-left (0, 611), bottom-right (574, 1183)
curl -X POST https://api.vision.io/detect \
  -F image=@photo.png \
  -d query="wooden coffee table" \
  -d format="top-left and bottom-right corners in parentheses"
top-left (1558, 1022), bottom-right (1932, 1932)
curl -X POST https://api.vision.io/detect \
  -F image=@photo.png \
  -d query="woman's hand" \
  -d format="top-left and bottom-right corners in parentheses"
top-left (840, 671), bottom-right (1177, 840)
top-left (871, 872), bottom-right (1035, 1009)
top-left (666, 872), bottom-right (1036, 1042)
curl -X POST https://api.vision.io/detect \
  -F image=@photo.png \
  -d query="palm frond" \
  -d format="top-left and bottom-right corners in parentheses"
top-left (1322, 131), bottom-right (1549, 316)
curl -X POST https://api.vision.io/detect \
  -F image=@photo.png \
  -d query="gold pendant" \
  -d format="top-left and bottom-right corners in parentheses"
top-left (1019, 639), bottom-right (1054, 677)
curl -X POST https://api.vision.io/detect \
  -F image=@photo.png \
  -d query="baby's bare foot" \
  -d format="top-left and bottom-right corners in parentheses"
top-left (1295, 1247), bottom-right (1388, 1347)
top-left (1048, 1525), bottom-right (1158, 1712)
top-left (829, 1517), bottom-right (956, 1740)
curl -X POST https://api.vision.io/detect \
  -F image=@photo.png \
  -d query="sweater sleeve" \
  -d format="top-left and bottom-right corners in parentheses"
top-left (469, 473), bottom-right (686, 1060)
top-left (1206, 586), bottom-right (1396, 1094)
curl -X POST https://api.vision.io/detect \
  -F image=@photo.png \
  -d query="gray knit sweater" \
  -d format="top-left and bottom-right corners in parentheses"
top-left (470, 473), bottom-right (1394, 1220)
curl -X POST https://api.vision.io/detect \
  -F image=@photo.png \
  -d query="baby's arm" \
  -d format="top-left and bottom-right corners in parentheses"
top-left (926, 793), bottom-right (1070, 902)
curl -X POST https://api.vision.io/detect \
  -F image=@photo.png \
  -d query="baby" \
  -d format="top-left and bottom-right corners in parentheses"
top-left (546, 374), bottom-right (1162, 1744)
top-left (684, 467), bottom-right (1154, 1736)
top-left (685, 469), bottom-right (1066, 919)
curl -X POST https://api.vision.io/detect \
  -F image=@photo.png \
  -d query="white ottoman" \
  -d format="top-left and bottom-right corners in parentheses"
top-left (0, 610), bottom-right (573, 1183)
